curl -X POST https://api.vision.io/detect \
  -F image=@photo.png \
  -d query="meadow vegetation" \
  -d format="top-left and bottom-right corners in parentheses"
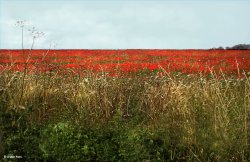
top-left (0, 67), bottom-right (249, 161)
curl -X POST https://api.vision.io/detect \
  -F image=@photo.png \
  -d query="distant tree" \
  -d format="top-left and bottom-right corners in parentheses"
top-left (229, 44), bottom-right (250, 50)
top-left (212, 44), bottom-right (250, 50)
top-left (210, 46), bottom-right (224, 50)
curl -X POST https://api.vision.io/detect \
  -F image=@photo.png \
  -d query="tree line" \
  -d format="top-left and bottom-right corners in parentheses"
top-left (211, 44), bottom-right (250, 50)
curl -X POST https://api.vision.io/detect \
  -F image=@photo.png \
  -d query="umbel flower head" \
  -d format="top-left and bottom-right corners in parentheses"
top-left (15, 20), bottom-right (26, 28)
top-left (28, 27), bottom-right (45, 39)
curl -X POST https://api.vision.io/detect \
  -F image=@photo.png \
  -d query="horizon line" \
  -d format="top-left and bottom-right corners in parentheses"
top-left (1, 48), bottom-right (249, 50)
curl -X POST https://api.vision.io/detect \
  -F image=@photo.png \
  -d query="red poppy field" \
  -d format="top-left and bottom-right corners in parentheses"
top-left (1, 49), bottom-right (250, 77)
top-left (1, 49), bottom-right (250, 161)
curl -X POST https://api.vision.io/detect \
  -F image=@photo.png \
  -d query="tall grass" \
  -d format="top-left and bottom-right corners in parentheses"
top-left (0, 68), bottom-right (249, 161)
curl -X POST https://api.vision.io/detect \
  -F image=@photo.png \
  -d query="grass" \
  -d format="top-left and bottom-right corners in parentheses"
top-left (0, 68), bottom-right (250, 161)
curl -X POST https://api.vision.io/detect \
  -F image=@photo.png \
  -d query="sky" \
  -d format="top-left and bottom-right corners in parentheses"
top-left (0, 0), bottom-right (250, 49)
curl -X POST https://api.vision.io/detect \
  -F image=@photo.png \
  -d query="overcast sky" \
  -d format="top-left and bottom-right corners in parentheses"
top-left (0, 0), bottom-right (250, 49)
